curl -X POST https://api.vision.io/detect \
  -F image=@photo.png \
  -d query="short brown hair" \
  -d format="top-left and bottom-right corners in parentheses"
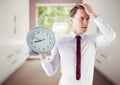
top-left (69, 4), bottom-right (85, 17)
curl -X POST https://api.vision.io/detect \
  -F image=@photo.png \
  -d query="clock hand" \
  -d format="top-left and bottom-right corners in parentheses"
top-left (34, 39), bottom-right (45, 43)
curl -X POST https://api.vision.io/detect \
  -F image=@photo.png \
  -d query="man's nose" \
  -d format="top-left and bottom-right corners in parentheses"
top-left (83, 19), bottom-right (88, 26)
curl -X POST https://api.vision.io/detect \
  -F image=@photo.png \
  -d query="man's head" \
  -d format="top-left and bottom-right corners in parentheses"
top-left (70, 4), bottom-right (90, 35)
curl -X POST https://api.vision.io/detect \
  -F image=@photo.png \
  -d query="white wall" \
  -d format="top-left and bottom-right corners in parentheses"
top-left (0, 0), bottom-right (29, 84)
top-left (84, 0), bottom-right (120, 84)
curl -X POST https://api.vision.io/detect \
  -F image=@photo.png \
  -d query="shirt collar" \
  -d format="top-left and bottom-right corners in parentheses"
top-left (70, 31), bottom-right (85, 39)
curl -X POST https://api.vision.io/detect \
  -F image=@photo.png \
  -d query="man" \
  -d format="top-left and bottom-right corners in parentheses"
top-left (40, 3), bottom-right (116, 85)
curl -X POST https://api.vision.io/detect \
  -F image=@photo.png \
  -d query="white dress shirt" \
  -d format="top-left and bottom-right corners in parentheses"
top-left (40, 16), bottom-right (116, 85)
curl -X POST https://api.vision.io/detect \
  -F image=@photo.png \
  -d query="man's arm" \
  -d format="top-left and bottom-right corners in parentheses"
top-left (82, 3), bottom-right (116, 48)
top-left (40, 43), bottom-right (60, 76)
top-left (94, 17), bottom-right (116, 48)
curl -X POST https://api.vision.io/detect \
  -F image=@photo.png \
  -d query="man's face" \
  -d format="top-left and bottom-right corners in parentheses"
top-left (70, 9), bottom-right (90, 34)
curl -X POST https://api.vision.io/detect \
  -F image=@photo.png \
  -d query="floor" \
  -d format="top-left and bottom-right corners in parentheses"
top-left (2, 59), bottom-right (115, 85)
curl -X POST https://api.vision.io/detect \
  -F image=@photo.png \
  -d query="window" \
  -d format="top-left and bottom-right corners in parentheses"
top-left (37, 5), bottom-right (73, 37)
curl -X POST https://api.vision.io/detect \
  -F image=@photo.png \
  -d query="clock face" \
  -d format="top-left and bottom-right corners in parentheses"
top-left (27, 27), bottom-right (55, 54)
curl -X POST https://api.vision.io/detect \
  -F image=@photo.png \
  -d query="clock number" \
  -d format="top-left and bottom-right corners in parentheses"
top-left (37, 31), bottom-right (40, 34)
top-left (42, 31), bottom-right (44, 34)
top-left (31, 36), bottom-right (34, 40)
top-left (49, 37), bottom-right (52, 40)
top-left (43, 48), bottom-right (45, 50)
top-left (49, 41), bottom-right (51, 44)
top-left (34, 46), bottom-right (36, 48)
top-left (47, 45), bottom-right (49, 48)
top-left (46, 34), bottom-right (48, 36)
top-left (33, 33), bottom-right (36, 36)
top-left (38, 48), bottom-right (41, 50)
top-left (30, 42), bottom-right (33, 44)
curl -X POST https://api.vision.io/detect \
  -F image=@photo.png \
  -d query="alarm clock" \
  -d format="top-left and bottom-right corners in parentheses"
top-left (26, 27), bottom-right (55, 54)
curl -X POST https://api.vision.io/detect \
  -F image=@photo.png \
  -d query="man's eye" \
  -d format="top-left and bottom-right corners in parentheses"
top-left (80, 18), bottom-right (84, 20)
top-left (86, 18), bottom-right (89, 20)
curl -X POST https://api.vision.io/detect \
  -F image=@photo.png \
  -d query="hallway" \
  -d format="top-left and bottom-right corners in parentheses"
top-left (2, 58), bottom-right (114, 85)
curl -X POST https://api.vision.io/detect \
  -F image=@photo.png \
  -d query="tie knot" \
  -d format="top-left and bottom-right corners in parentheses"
top-left (75, 36), bottom-right (81, 39)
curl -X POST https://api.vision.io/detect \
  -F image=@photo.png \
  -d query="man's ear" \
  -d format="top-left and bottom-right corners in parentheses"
top-left (70, 17), bottom-right (73, 23)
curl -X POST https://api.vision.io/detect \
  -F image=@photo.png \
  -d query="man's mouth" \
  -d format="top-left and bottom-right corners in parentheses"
top-left (81, 27), bottom-right (87, 29)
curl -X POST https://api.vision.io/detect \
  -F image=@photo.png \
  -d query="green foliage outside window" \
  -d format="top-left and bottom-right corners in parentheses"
top-left (38, 6), bottom-right (72, 33)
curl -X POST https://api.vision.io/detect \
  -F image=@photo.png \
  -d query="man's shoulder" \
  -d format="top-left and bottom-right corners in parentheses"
top-left (82, 34), bottom-right (96, 40)
top-left (56, 34), bottom-right (73, 43)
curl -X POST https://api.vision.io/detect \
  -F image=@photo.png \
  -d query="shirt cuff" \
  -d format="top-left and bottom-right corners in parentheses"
top-left (94, 16), bottom-right (103, 23)
top-left (40, 56), bottom-right (50, 67)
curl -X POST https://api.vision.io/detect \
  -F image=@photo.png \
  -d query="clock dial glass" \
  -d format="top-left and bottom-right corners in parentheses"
top-left (27, 27), bottom-right (55, 54)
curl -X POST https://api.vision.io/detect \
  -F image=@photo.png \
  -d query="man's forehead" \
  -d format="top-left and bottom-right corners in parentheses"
top-left (75, 9), bottom-right (89, 18)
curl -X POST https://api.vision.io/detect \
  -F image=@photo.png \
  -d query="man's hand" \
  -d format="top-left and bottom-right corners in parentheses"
top-left (39, 52), bottom-right (51, 61)
top-left (81, 3), bottom-right (97, 18)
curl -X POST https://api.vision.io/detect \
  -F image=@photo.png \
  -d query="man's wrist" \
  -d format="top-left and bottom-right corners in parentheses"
top-left (90, 12), bottom-right (98, 18)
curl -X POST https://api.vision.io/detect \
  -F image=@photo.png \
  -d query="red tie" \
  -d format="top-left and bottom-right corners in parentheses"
top-left (75, 36), bottom-right (81, 80)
